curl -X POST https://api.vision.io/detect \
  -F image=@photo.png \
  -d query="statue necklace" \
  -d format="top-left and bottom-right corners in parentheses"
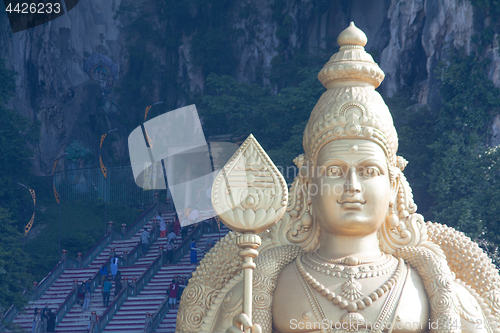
top-left (296, 253), bottom-right (406, 330)
top-left (302, 253), bottom-right (398, 300)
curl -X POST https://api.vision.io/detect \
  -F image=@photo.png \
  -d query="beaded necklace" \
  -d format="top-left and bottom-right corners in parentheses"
top-left (296, 254), bottom-right (405, 327)
top-left (303, 253), bottom-right (398, 300)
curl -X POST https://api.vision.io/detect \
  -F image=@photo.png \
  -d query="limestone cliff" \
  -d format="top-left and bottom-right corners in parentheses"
top-left (0, 0), bottom-right (498, 175)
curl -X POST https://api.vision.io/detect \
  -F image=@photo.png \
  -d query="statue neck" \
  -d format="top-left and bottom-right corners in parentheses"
top-left (316, 231), bottom-right (382, 262)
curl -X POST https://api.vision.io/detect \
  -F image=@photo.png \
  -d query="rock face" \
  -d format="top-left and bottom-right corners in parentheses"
top-left (0, 0), bottom-right (497, 175)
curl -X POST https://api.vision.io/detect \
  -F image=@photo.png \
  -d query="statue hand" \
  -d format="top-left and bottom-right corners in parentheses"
top-left (226, 313), bottom-right (262, 333)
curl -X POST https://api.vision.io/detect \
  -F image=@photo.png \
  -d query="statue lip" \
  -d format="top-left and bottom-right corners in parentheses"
top-left (337, 197), bottom-right (366, 205)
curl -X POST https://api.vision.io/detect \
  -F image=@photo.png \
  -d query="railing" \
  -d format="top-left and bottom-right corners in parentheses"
top-left (112, 229), bottom-right (125, 242)
top-left (54, 289), bottom-right (77, 327)
top-left (0, 305), bottom-right (17, 332)
top-left (65, 258), bottom-right (79, 269)
top-left (172, 225), bottom-right (203, 264)
top-left (54, 165), bottom-right (155, 205)
top-left (81, 204), bottom-right (156, 268)
top-left (0, 254), bottom-right (79, 331)
top-left (150, 296), bottom-right (170, 333)
top-left (122, 216), bottom-right (158, 266)
top-left (98, 255), bottom-right (162, 332)
top-left (80, 233), bottom-right (113, 268)
top-left (35, 260), bottom-right (66, 299)
top-left (125, 242), bottom-right (142, 266)
top-left (54, 256), bottom-right (111, 327)
top-left (97, 287), bottom-right (127, 333)
top-left (125, 204), bottom-right (157, 239)
top-left (201, 218), bottom-right (219, 234)
top-left (129, 256), bottom-right (162, 296)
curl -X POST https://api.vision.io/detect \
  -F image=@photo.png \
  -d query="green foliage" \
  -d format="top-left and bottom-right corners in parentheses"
top-left (200, 67), bottom-right (324, 181)
top-left (0, 58), bottom-right (36, 314)
top-left (469, 0), bottom-right (500, 17)
top-left (387, 93), bottom-right (437, 218)
top-left (0, 59), bottom-right (38, 229)
top-left (65, 140), bottom-right (93, 166)
top-left (428, 132), bottom-right (488, 236)
top-left (429, 53), bottom-right (500, 239)
top-left (386, 48), bottom-right (500, 266)
top-left (0, 208), bottom-right (32, 314)
top-left (388, 51), bottom-right (498, 267)
top-left (437, 55), bottom-right (497, 133)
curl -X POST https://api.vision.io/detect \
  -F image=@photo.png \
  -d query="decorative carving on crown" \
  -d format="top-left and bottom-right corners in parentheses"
top-left (303, 86), bottom-right (398, 168)
top-left (318, 49), bottom-right (385, 89)
top-left (317, 22), bottom-right (385, 89)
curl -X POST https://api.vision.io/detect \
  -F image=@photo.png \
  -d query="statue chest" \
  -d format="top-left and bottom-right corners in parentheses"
top-left (272, 261), bottom-right (429, 333)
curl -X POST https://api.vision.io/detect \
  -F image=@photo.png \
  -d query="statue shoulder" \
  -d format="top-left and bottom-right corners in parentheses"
top-left (177, 235), bottom-right (301, 333)
top-left (453, 280), bottom-right (500, 333)
top-left (425, 222), bottom-right (500, 325)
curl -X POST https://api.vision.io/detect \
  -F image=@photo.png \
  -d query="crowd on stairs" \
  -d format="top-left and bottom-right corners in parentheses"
top-left (3, 209), bottom-right (226, 333)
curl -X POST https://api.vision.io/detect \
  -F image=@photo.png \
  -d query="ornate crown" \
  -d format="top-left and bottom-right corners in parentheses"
top-left (302, 22), bottom-right (399, 168)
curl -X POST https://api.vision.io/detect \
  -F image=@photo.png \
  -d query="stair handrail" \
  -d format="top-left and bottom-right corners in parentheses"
top-left (53, 256), bottom-right (112, 329)
top-left (150, 295), bottom-right (170, 333)
top-left (34, 259), bottom-right (65, 300)
top-left (172, 224), bottom-right (203, 264)
top-left (0, 257), bottom-right (79, 331)
top-left (123, 239), bottom-right (142, 266)
top-left (80, 232), bottom-right (114, 268)
top-left (97, 255), bottom-right (162, 332)
top-left (80, 203), bottom-right (156, 268)
top-left (96, 286), bottom-right (127, 333)
top-left (54, 288), bottom-right (77, 327)
top-left (129, 255), bottom-right (162, 296)
top-left (123, 217), bottom-right (159, 266)
top-left (125, 204), bottom-right (157, 239)
top-left (0, 305), bottom-right (17, 332)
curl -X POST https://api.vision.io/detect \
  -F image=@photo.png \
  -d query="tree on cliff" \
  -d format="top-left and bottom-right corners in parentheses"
top-left (0, 59), bottom-right (33, 315)
top-left (389, 53), bottom-right (500, 266)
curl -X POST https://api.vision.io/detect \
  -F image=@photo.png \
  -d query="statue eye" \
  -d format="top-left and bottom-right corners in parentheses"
top-left (362, 166), bottom-right (381, 178)
top-left (326, 166), bottom-right (343, 177)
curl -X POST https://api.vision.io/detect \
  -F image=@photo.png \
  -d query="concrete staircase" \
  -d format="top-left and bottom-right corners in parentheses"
top-left (102, 231), bottom-right (227, 333)
top-left (51, 212), bottom-right (180, 333)
top-left (7, 268), bottom-right (96, 332)
top-left (55, 266), bottom-right (146, 333)
top-left (6, 210), bottom-right (167, 333)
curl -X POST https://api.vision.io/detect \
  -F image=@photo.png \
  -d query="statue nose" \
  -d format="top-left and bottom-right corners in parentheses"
top-left (344, 167), bottom-right (361, 194)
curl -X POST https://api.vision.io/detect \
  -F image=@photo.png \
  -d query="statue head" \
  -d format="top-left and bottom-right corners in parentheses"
top-left (310, 138), bottom-right (397, 239)
top-left (274, 23), bottom-right (428, 254)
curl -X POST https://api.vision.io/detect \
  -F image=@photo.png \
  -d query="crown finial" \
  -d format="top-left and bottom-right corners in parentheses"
top-left (318, 22), bottom-right (383, 89)
top-left (337, 22), bottom-right (367, 47)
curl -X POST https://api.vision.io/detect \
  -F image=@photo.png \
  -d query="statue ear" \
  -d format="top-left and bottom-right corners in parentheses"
top-left (391, 156), bottom-right (408, 203)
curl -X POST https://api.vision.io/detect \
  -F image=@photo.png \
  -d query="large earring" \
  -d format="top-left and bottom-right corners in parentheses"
top-left (397, 185), bottom-right (409, 218)
top-left (300, 191), bottom-right (313, 231)
top-left (386, 202), bottom-right (399, 229)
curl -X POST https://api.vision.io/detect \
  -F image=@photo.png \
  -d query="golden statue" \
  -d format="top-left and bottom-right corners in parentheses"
top-left (176, 23), bottom-right (500, 333)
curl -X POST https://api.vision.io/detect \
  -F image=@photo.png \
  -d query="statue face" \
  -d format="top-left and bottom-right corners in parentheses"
top-left (310, 139), bottom-right (393, 237)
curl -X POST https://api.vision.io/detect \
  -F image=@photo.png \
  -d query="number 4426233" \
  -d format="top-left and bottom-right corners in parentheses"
top-left (5, 2), bottom-right (61, 14)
